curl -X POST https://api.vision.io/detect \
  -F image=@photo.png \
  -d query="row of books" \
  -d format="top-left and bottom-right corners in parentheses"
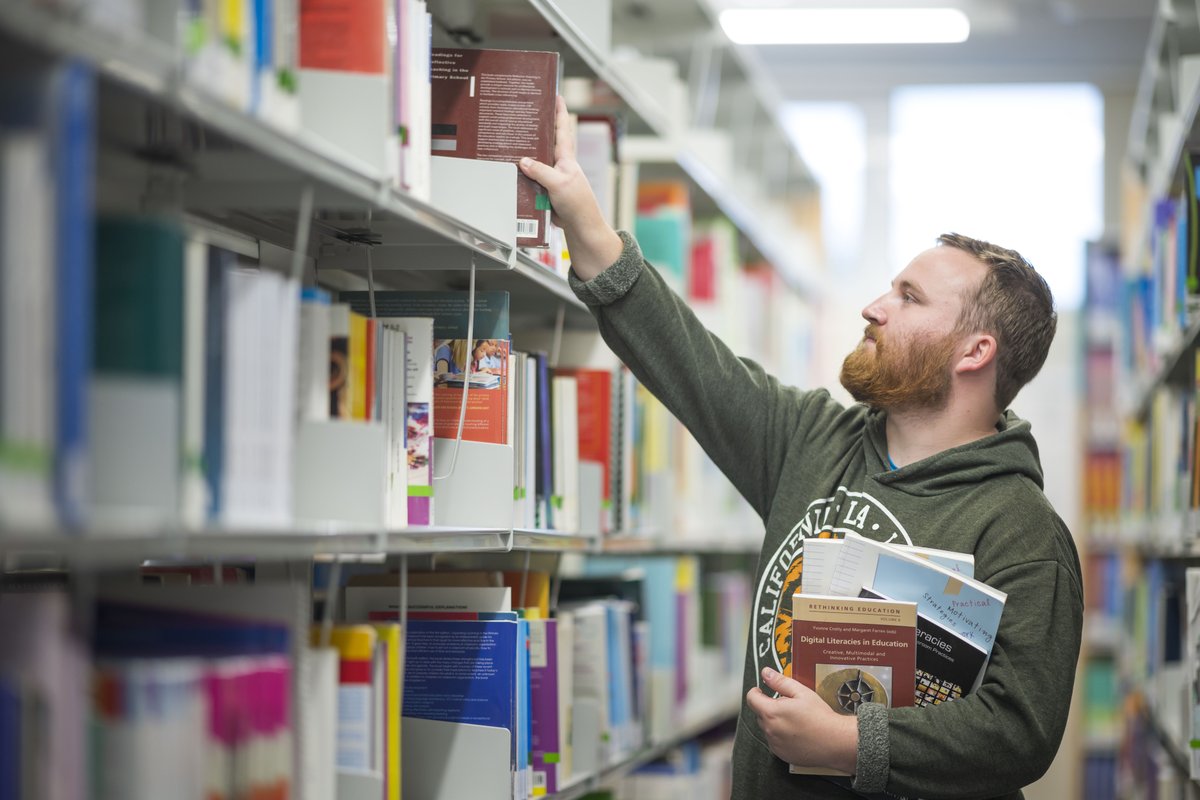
top-left (1110, 356), bottom-right (1200, 548)
top-left (0, 552), bottom-right (750, 800)
top-left (1124, 159), bottom-right (1200, 383)
top-left (0, 199), bottom-right (771, 540)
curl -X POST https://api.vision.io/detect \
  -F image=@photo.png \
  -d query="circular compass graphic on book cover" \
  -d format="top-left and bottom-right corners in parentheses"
top-left (816, 666), bottom-right (892, 715)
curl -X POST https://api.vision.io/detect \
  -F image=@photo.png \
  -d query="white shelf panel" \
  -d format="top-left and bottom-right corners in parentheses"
top-left (0, 526), bottom-right (599, 566)
top-left (0, 526), bottom-right (769, 565)
top-left (527, 0), bottom-right (674, 137)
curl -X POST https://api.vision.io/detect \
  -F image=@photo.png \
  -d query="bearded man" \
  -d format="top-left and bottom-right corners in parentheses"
top-left (519, 97), bottom-right (1082, 800)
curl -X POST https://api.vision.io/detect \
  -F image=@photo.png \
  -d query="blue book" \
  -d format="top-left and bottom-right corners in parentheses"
top-left (0, 680), bottom-right (17, 800)
top-left (534, 352), bottom-right (554, 529)
top-left (517, 617), bottom-right (531, 800)
top-left (583, 557), bottom-right (676, 671)
top-left (52, 61), bottom-right (95, 528)
top-left (869, 552), bottom-right (1006, 653)
top-left (92, 602), bottom-right (291, 658)
top-left (203, 246), bottom-right (236, 517)
top-left (252, 0), bottom-right (273, 113)
top-left (402, 615), bottom-right (520, 775)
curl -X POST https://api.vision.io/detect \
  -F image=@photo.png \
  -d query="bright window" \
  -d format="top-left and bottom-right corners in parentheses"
top-left (889, 83), bottom-right (1104, 310)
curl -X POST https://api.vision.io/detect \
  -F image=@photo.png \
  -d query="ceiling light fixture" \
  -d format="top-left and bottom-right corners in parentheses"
top-left (719, 7), bottom-right (971, 45)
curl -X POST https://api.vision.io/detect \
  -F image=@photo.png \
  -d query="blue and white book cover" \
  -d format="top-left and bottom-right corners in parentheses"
top-left (870, 553), bottom-right (1006, 652)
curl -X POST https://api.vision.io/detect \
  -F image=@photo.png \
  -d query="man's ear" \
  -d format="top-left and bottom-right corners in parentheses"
top-left (955, 333), bottom-right (997, 374)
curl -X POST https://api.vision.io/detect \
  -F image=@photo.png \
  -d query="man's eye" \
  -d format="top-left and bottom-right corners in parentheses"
top-left (903, 293), bottom-right (916, 303)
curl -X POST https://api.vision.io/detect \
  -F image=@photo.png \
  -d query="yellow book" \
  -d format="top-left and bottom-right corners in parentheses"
top-left (349, 310), bottom-right (369, 421)
top-left (503, 570), bottom-right (551, 619)
top-left (371, 623), bottom-right (403, 800)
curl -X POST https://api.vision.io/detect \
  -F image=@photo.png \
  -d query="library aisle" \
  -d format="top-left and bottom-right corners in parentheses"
top-left (0, 0), bottom-right (1192, 799)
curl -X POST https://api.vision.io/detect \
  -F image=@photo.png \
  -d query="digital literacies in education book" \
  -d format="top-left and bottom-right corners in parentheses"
top-left (789, 592), bottom-right (917, 777)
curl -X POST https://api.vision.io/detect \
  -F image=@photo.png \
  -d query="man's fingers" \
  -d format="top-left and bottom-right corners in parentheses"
top-left (519, 157), bottom-right (557, 189)
top-left (553, 95), bottom-right (575, 163)
top-left (745, 686), bottom-right (772, 717)
top-left (762, 666), bottom-right (804, 699)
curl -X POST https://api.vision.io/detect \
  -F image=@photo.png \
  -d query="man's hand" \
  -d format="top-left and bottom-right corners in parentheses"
top-left (746, 666), bottom-right (859, 774)
top-left (518, 95), bottom-right (623, 280)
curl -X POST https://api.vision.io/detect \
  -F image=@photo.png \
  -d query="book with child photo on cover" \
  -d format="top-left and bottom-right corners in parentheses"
top-left (340, 290), bottom-right (511, 445)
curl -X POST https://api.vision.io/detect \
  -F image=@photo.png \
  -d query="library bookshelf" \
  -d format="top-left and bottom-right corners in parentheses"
top-left (0, 1), bottom-right (818, 799)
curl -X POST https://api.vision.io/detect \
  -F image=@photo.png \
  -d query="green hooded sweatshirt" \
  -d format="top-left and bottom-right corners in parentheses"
top-left (569, 232), bottom-right (1084, 800)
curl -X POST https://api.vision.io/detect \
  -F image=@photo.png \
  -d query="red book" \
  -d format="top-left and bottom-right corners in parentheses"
top-left (299, 0), bottom-right (387, 74)
top-left (557, 368), bottom-right (613, 510)
top-left (789, 592), bottom-right (917, 776)
top-left (429, 48), bottom-right (558, 248)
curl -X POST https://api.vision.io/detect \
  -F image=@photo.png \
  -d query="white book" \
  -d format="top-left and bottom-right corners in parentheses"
top-left (222, 269), bottom-right (298, 527)
top-left (556, 609), bottom-right (576, 784)
top-left (343, 585), bottom-right (513, 622)
top-left (181, 237), bottom-right (210, 527)
top-left (298, 646), bottom-right (339, 800)
top-left (552, 375), bottom-right (580, 533)
top-left (380, 317), bottom-right (434, 525)
top-left (524, 354), bottom-right (538, 529)
top-left (384, 325), bottom-right (409, 528)
top-left (0, 133), bottom-right (56, 529)
top-left (564, 602), bottom-right (611, 774)
top-left (801, 532), bottom-right (974, 597)
top-left (575, 119), bottom-right (616, 227)
top-left (512, 353), bottom-right (526, 526)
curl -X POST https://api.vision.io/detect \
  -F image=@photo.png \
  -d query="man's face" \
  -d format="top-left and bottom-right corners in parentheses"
top-left (839, 246), bottom-right (987, 412)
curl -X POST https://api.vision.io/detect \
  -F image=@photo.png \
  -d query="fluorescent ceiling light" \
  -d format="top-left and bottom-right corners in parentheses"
top-left (719, 8), bottom-right (971, 45)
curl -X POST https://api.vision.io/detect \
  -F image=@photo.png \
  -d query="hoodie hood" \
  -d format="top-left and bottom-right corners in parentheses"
top-left (865, 409), bottom-right (1045, 496)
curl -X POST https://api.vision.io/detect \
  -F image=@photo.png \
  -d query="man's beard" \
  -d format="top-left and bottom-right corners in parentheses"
top-left (839, 324), bottom-right (957, 411)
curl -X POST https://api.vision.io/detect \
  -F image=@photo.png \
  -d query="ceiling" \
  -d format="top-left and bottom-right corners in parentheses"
top-left (612, 0), bottom-right (1158, 101)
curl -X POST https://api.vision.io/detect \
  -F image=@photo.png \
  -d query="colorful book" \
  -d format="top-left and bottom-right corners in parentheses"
top-left (789, 593), bottom-right (917, 776)
top-left (559, 368), bottom-right (614, 533)
top-left (340, 290), bottom-right (510, 445)
top-left (829, 535), bottom-right (1007, 653)
top-left (310, 625), bottom-right (378, 772)
top-left (370, 622), bottom-right (404, 800)
top-left (376, 317), bottom-right (433, 525)
top-left (529, 618), bottom-right (565, 796)
top-left (859, 588), bottom-right (988, 706)
top-left (429, 47), bottom-right (558, 247)
top-left (801, 533), bottom-right (974, 597)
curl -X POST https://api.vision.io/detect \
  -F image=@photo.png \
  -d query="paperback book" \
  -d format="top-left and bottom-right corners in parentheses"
top-left (429, 47), bottom-right (558, 248)
top-left (340, 290), bottom-right (510, 445)
top-left (789, 592), bottom-right (917, 776)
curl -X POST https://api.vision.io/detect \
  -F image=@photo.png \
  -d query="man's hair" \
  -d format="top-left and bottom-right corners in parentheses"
top-left (937, 232), bottom-right (1057, 412)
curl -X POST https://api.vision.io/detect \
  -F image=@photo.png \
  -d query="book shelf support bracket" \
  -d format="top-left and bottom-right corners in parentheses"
top-left (551, 303), bottom-right (566, 368)
top-left (687, 35), bottom-right (722, 130)
top-left (289, 184), bottom-right (315, 283)
top-left (397, 553), bottom-right (408, 682)
top-left (318, 557), bottom-right (343, 649)
top-left (433, 254), bottom-right (478, 482)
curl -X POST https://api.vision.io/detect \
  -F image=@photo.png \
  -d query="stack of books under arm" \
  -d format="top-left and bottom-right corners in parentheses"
top-left (789, 532), bottom-right (1007, 778)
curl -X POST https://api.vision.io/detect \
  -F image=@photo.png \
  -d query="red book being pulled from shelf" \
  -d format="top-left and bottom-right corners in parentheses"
top-left (429, 47), bottom-right (558, 248)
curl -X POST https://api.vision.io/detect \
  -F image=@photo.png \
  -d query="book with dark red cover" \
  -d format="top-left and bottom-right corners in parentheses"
top-left (789, 592), bottom-right (917, 776)
top-left (429, 47), bottom-right (558, 248)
